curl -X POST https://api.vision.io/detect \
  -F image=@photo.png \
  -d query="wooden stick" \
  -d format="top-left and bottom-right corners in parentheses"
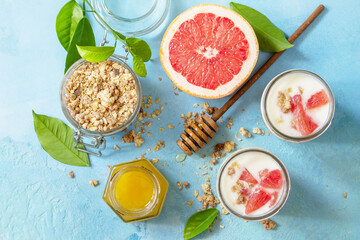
top-left (212, 4), bottom-right (325, 121)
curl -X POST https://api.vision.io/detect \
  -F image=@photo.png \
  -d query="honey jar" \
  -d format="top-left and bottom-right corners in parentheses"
top-left (103, 159), bottom-right (168, 222)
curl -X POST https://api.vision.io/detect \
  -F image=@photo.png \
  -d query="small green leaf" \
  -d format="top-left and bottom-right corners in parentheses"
top-left (65, 17), bottom-right (95, 73)
top-left (184, 208), bottom-right (218, 240)
top-left (132, 55), bottom-right (147, 77)
top-left (76, 46), bottom-right (115, 62)
top-left (230, 2), bottom-right (293, 52)
top-left (126, 38), bottom-right (152, 62)
top-left (32, 110), bottom-right (89, 166)
top-left (56, 0), bottom-right (84, 51)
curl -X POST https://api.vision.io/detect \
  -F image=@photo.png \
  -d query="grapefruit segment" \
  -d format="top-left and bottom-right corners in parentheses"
top-left (269, 191), bottom-right (279, 208)
top-left (239, 168), bottom-right (258, 184)
top-left (245, 189), bottom-right (271, 214)
top-left (291, 94), bottom-right (318, 136)
top-left (306, 89), bottom-right (329, 109)
top-left (259, 169), bottom-right (283, 189)
top-left (160, 4), bottom-right (259, 99)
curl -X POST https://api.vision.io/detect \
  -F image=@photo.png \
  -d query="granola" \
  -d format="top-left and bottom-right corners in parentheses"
top-left (277, 90), bottom-right (291, 113)
top-left (65, 60), bottom-right (137, 132)
top-left (260, 219), bottom-right (276, 230)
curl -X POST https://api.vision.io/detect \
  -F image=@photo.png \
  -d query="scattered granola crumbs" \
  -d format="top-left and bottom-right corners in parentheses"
top-left (68, 171), bottom-right (74, 178)
top-left (253, 127), bottom-right (265, 135)
top-left (174, 92), bottom-right (178, 95)
top-left (114, 144), bottom-right (120, 150)
top-left (220, 209), bottom-right (229, 215)
top-left (260, 219), bottom-right (276, 230)
top-left (173, 85), bottom-right (177, 90)
top-left (155, 98), bottom-right (160, 103)
top-left (147, 132), bottom-right (152, 137)
top-left (235, 132), bottom-right (242, 141)
top-left (266, 131), bottom-right (270, 136)
top-left (215, 143), bottom-right (225, 151)
top-left (158, 141), bottom-right (165, 148)
top-left (200, 102), bottom-right (209, 109)
top-left (209, 159), bottom-right (217, 165)
top-left (219, 225), bottom-right (225, 229)
top-left (134, 132), bottom-right (144, 147)
top-left (151, 158), bottom-right (159, 163)
top-left (194, 190), bottom-right (199, 198)
top-left (244, 220), bottom-right (248, 223)
top-left (167, 124), bottom-right (174, 129)
top-left (147, 148), bottom-right (151, 154)
top-left (205, 178), bottom-right (210, 182)
top-left (186, 201), bottom-right (193, 208)
top-left (154, 144), bottom-right (160, 152)
top-left (122, 130), bottom-right (135, 143)
top-left (256, 122), bottom-right (259, 125)
top-left (200, 184), bottom-right (217, 209)
top-left (224, 141), bottom-right (235, 152)
top-left (160, 105), bottom-right (164, 110)
top-left (159, 128), bottom-right (164, 131)
top-left (201, 155), bottom-right (206, 159)
top-left (226, 117), bottom-right (233, 129)
top-left (158, 77), bottom-right (162, 81)
top-left (202, 172), bottom-right (208, 175)
top-left (107, 165), bottom-right (112, 169)
top-left (89, 180), bottom-right (99, 187)
top-left (193, 103), bottom-right (199, 108)
top-left (111, 136), bottom-right (114, 140)
top-left (239, 127), bottom-right (252, 138)
top-left (343, 192), bottom-right (347, 198)
top-left (209, 167), bottom-right (213, 171)
top-left (183, 182), bottom-right (190, 188)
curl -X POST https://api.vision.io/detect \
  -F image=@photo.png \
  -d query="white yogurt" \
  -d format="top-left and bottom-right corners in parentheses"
top-left (266, 72), bottom-right (331, 137)
top-left (219, 151), bottom-right (285, 217)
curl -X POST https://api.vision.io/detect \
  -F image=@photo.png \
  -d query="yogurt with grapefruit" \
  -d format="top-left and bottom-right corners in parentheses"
top-left (261, 70), bottom-right (335, 142)
top-left (217, 148), bottom-right (290, 220)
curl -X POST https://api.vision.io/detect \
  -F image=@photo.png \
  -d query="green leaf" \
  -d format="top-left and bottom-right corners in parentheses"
top-left (76, 46), bottom-right (115, 62)
top-left (126, 38), bottom-right (152, 62)
top-left (230, 2), bottom-right (293, 52)
top-left (132, 55), bottom-right (147, 77)
top-left (56, 0), bottom-right (84, 51)
top-left (184, 208), bottom-right (218, 240)
top-left (65, 17), bottom-right (95, 73)
top-left (32, 110), bottom-right (89, 167)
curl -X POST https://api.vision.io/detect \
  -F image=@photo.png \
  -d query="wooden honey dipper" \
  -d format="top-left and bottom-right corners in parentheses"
top-left (177, 5), bottom-right (325, 156)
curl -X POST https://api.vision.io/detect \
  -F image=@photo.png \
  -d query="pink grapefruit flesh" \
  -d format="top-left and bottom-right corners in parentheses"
top-left (291, 94), bottom-right (319, 136)
top-left (160, 4), bottom-right (258, 99)
top-left (306, 89), bottom-right (329, 109)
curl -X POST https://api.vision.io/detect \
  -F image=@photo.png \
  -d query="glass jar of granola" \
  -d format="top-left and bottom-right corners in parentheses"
top-left (60, 55), bottom-right (142, 156)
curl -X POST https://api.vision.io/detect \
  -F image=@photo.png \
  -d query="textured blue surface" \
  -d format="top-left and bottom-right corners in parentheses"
top-left (1, 0), bottom-right (359, 239)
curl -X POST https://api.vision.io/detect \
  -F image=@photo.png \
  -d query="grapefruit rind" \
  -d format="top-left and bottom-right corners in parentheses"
top-left (160, 4), bottom-right (259, 99)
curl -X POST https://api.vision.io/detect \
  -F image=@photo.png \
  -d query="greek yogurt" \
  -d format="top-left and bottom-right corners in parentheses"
top-left (218, 149), bottom-right (289, 219)
top-left (265, 71), bottom-right (331, 137)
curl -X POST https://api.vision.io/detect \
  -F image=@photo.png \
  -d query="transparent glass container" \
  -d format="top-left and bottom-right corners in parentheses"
top-left (91, 0), bottom-right (171, 37)
top-left (261, 69), bottom-right (335, 143)
top-left (216, 148), bottom-right (291, 221)
top-left (60, 55), bottom-right (142, 156)
top-left (103, 159), bottom-right (168, 223)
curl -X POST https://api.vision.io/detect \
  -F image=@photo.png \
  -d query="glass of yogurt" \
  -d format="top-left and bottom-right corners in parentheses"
top-left (261, 69), bottom-right (335, 143)
top-left (217, 148), bottom-right (290, 221)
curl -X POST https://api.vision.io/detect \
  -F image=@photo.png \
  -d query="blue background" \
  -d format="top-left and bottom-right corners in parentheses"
top-left (0, 0), bottom-right (359, 239)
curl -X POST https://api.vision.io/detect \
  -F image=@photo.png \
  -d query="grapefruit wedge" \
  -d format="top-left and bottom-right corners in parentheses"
top-left (160, 4), bottom-right (259, 99)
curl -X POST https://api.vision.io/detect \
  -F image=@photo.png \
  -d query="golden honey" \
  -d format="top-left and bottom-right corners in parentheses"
top-left (103, 159), bottom-right (168, 223)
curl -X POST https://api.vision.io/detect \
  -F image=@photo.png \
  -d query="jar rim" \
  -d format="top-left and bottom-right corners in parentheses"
top-left (91, 0), bottom-right (171, 37)
top-left (108, 165), bottom-right (160, 216)
top-left (59, 55), bottom-right (142, 136)
top-left (216, 148), bottom-right (291, 221)
top-left (260, 69), bottom-right (335, 143)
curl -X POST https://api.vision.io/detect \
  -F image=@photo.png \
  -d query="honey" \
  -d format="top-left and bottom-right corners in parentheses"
top-left (103, 159), bottom-right (168, 223)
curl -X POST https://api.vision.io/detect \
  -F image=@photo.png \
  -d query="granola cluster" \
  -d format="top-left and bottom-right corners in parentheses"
top-left (65, 60), bottom-right (137, 132)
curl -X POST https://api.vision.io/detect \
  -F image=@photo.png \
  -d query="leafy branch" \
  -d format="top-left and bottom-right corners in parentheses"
top-left (56, 0), bottom-right (151, 77)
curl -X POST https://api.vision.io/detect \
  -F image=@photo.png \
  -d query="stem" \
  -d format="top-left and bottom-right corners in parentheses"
top-left (82, 0), bottom-right (85, 16)
top-left (84, 0), bottom-right (126, 44)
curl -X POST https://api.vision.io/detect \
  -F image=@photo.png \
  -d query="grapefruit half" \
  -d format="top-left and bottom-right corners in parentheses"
top-left (160, 4), bottom-right (259, 99)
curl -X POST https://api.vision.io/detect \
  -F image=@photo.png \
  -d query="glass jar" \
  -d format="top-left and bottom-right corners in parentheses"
top-left (261, 69), bottom-right (335, 143)
top-left (91, 0), bottom-right (171, 37)
top-left (103, 159), bottom-right (168, 223)
top-left (60, 55), bottom-right (142, 156)
top-left (216, 148), bottom-right (291, 221)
